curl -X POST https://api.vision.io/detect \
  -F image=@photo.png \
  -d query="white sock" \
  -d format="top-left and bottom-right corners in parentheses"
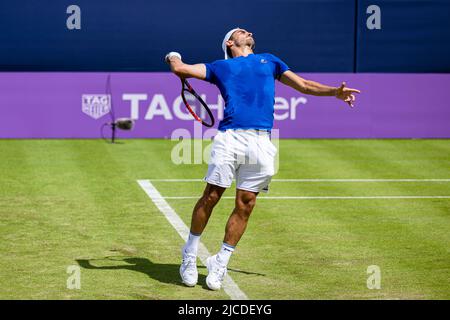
top-left (216, 242), bottom-right (235, 266)
top-left (183, 232), bottom-right (201, 255)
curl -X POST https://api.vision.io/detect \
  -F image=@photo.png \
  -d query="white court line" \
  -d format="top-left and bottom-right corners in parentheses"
top-left (272, 179), bottom-right (450, 182)
top-left (137, 179), bottom-right (248, 300)
top-left (147, 179), bottom-right (450, 200)
top-left (149, 178), bottom-right (450, 182)
top-left (163, 196), bottom-right (450, 200)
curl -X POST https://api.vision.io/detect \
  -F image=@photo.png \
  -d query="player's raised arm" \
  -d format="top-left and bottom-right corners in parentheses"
top-left (164, 52), bottom-right (207, 80)
top-left (279, 70), bottom-right (361, 108)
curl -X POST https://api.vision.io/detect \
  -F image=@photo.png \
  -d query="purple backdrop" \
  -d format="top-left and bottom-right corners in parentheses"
top-left (1, 72), bottom-right (449, 138)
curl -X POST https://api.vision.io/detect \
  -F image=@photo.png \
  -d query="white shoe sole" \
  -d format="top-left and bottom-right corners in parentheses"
top-left (180, 266), bottom-right (197, 287)
top-left (182, 280), bottom-right (197, 287)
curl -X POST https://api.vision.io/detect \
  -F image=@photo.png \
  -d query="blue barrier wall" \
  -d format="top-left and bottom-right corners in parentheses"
top-left (356, 0), bottom-right (450, 72)
top-left (1, 1), bottom-right (449, 72)
top-left (0, 0), bottom-right (355, 72)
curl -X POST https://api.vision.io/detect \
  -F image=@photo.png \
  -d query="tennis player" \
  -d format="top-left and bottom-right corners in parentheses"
top-left (165, 28), bottom-right (360, 290)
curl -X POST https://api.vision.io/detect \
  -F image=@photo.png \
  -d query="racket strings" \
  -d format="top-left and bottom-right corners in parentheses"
top-left (182, 89), bottom-right (214, 126)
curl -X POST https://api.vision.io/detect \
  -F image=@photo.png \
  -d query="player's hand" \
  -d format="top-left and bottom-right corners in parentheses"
top-left (335, 82), bottom-right (361, 108)
top-left (164, 52), bottom-right (182, 64)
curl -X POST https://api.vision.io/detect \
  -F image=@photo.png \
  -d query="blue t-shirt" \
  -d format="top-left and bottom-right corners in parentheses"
top-left (204, 53), bottom-right (289, 131)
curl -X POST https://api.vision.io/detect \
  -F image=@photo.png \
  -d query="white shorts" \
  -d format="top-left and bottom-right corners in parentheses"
top-left (204, 129), bottom-right (277, 193)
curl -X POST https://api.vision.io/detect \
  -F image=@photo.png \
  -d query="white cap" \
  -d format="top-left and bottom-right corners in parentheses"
top-left (222, 27), bottom-right (241, 60)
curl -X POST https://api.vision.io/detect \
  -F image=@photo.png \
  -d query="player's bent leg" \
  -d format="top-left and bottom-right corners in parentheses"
top-left (190, 183), bottom-right (226, 234)
top-left (180, 183), bottom-right (226, 287)
top-left (224, 189), bottom-right (258, 246)
top-left (205, 132), bottom-right (275, 289)
top-left (206, 189), bottom-right (258, 291)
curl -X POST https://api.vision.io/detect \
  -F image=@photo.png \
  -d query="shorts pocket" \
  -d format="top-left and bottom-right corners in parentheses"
top-left (267, 139), bottom-right (278, 157)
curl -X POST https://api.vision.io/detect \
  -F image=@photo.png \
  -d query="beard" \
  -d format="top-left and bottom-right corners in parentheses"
top-left (235, 36), bottom-right (256, 50)
top-left (247, 37), bottom-right (256, 50)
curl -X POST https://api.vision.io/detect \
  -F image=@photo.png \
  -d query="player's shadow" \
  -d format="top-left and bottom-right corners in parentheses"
top-left (76, 257), bottom-right (196, 287)
top-left (76, 256), bottom-right (265, 288)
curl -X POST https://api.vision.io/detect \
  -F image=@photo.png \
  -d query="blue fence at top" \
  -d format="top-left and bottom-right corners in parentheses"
top-left (356, 0), bottom-right (450, 72)
top-left (1, 0), bottom-right (449, 72)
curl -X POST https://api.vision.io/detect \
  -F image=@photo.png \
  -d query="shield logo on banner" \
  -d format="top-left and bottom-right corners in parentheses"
top-left (82, 94), bottom-right (111, 119)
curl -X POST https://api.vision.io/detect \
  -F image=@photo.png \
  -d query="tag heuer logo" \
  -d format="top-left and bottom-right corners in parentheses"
top-left (82, 94), bottom-right (111, 120)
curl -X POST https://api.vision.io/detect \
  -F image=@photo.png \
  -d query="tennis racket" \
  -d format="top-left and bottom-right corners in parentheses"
top-left (180, 78), bottom-right (215, 127)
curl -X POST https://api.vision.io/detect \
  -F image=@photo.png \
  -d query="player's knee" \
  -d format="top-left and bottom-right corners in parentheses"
top-left (236, 197), bottom-right (256, 217)
top-left (202, 190), bottom-right (221, 207)
top-left (201, 184), bottom-right (225, 207)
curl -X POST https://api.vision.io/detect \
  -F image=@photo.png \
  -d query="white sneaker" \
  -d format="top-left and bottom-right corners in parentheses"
top-left (180, 251), bottom-right (198, 287)
top-left (206, 255), bottom-right (227, 291)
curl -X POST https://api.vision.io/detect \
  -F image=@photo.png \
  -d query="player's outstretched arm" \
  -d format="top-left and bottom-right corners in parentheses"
top-left (279, 70), bottom-right (361, 108)
top-left (164, 52), bottom-right (206, 80)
